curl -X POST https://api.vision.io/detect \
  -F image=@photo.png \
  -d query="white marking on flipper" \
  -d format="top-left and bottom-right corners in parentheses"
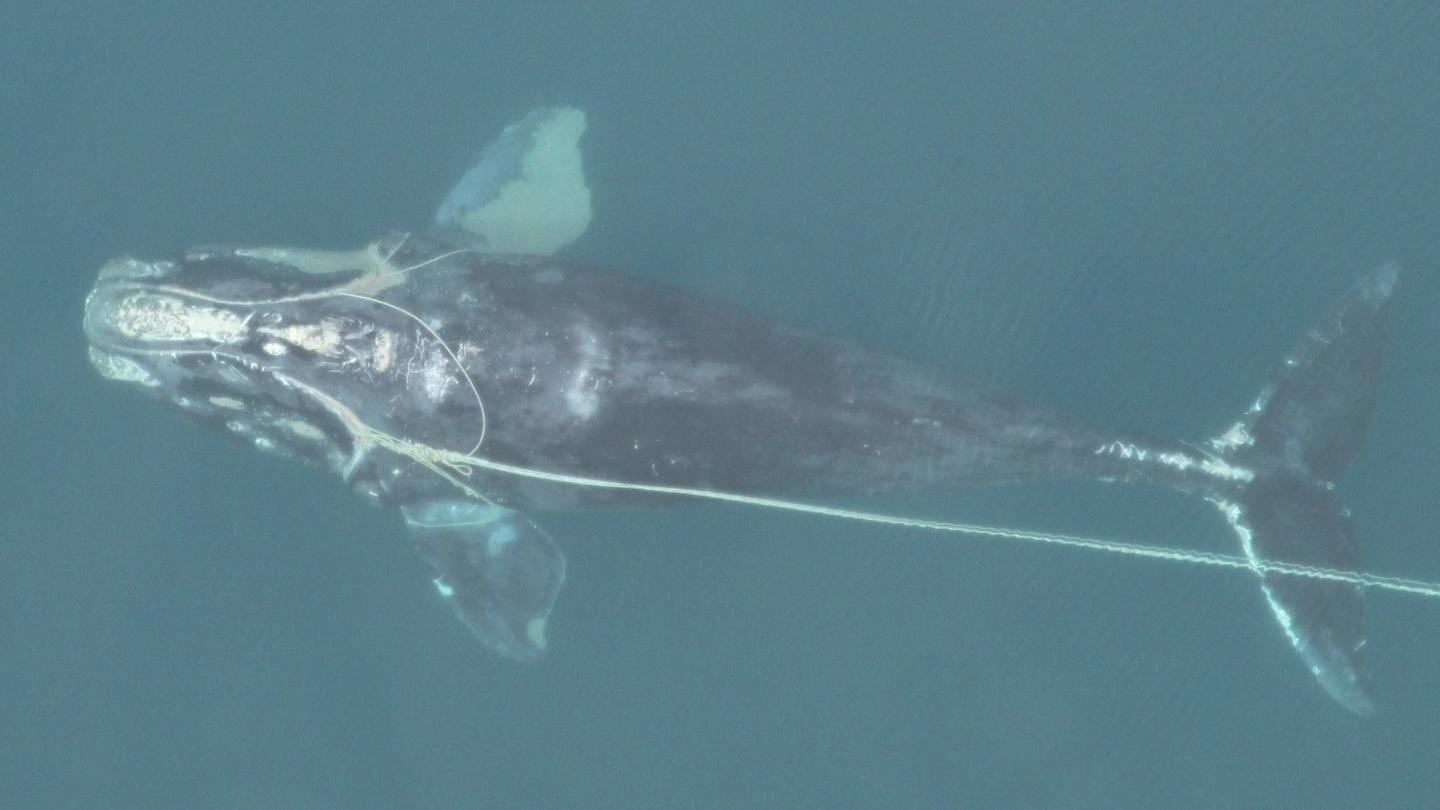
top-left (486, 524), bottom-right (518, 556)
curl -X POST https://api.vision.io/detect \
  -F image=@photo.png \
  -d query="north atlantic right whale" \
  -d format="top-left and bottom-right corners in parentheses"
top-left (83, 107), bottom-right (1407, 714)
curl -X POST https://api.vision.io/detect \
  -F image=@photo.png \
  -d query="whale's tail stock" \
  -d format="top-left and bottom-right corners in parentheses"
top-left (1207, 265), bottom-right (1398, 714)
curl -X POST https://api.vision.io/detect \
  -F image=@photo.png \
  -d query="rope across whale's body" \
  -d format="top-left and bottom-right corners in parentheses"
top-left (364, 430), bottom-right (1440, 600)
top-left (338, 249), bottom-right (1438, 600)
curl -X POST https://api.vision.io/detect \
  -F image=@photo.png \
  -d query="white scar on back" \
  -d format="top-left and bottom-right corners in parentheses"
top-left (565, 323), bottom-right (607, 420)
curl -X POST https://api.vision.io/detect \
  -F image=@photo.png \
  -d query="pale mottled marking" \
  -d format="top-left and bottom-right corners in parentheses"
top-left (370, 330), bottom-right (396, 372)
top-left (111, 293), bottom-right (245, 343)
top-left (564, 323), bottom-right (607, 420)
top-left (89, 348), bottom-right (159, 387)
top-left (419, 346), bottom-right (458, 402)
top-left (277, 418), bottom-right (328, 442)
top-left (258, 318), bottom-right (344, 355)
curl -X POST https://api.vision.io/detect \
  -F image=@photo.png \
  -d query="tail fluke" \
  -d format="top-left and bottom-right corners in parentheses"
top-left (1210, 265), bottom-right (1398, 714)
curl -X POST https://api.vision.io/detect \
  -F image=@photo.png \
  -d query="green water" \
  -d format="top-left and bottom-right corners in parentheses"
top-left (4, 2), bottom-right (1439, 807)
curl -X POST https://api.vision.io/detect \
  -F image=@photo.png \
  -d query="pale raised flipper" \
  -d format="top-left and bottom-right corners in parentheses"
top-left (431, 107), bottom-right (592, 256)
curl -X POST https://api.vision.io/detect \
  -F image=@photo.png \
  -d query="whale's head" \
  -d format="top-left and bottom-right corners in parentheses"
top-left (82, 235), bottom-right (485, 487)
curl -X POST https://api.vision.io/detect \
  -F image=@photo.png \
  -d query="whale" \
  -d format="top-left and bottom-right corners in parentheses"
top-left (83, 108), bottom-right (1401, 714)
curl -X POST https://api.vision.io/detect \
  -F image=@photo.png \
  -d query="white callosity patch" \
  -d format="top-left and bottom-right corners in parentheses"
top-left (276, 418), bottom-right (328, 443)
top-left (369, 330), bottom-right (396, 373)
top-left (258, 318), bottom-right (344, 355)
top-left (329, 325), bottom-right (399, 378)
top-left (110, 293), bottom-right (246, 343)
top-left (88, 347), bottom-right (159, 387)
top-left (219, 409), bottom-right (339, 466)
top-left (420, 343), bottom-right (457, 402)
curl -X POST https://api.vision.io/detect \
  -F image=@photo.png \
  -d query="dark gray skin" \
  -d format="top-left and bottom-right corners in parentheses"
top-left (424, 249), bottom-right (1233, 508)
top-left (83, 231), bottom-right (1394, 714)
top-left (85, 233), bottom-right (1236, 510)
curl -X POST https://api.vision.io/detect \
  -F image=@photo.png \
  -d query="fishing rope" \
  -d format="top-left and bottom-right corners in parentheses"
top-left (135, 242), bottom-right (1440, 601)
top-left (362, 430), bottom-right (1440, 600)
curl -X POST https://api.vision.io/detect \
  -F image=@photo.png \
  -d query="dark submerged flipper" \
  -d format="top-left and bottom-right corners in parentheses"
top-left (404, 501), bottom-right (567, 661)
top-left (1212, 265), bottom-right (1398, 714)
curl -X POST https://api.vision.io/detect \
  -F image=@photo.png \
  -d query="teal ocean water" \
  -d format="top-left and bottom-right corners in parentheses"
top-left (4, 3), bottom-right (1440, 807)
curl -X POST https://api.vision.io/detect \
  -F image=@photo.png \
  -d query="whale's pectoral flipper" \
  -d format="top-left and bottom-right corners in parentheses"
top-left (1212, 264), bottom-right (1398, 714)
top-left (403, 501), bottom-right (567, 660)
top-left (431, 107), bottom-right (591, 256)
